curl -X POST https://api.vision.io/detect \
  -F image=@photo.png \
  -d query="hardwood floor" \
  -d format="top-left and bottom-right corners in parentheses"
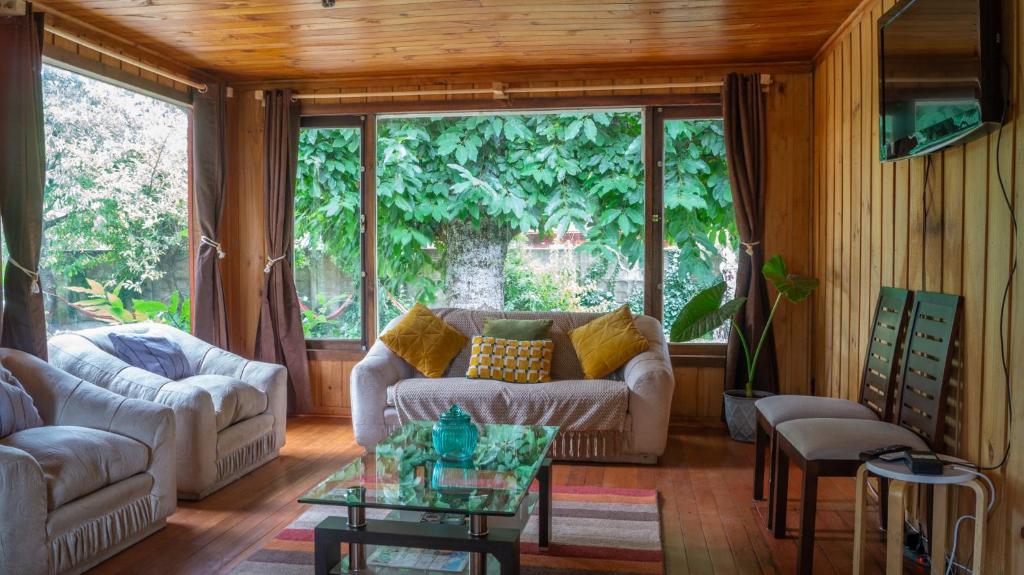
top-left (86, 417), bottom-right (889, 575)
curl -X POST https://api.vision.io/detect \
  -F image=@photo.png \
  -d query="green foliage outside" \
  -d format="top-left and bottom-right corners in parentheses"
top-left (41, 65), bottom-right (191, 334)
top-left (295, 112), bottom-right (737, 340)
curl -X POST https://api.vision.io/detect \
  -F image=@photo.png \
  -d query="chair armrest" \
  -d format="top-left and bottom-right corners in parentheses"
top-left (621, 316), bottom-right (675, 457)
top-left (351, 340), bottom-right (411, 448)
top-left (0, 445), bottom-right (51, 575)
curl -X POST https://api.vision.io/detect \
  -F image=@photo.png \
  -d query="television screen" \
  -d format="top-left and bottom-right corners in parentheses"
top-left (879, 0), bottom-right (1000, 161)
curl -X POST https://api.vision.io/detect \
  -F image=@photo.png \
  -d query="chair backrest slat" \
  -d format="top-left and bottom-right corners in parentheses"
top-left (858, 287), bottom-right (913, 420)
top-left (896, 291), bottom-right (963, 450)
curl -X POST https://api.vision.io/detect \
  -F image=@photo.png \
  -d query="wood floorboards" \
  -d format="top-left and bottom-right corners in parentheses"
top-left (85, 417), bottom-right (890, 575)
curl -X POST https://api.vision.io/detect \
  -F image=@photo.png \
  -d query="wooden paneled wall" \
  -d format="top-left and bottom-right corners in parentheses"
top-left (222, 69), bottom-right (814, 420)
top-left (812, 0), bottom-right (1023, 570)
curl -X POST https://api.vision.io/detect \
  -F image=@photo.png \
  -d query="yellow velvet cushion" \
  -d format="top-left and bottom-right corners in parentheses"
top-left (380, 304), bottom-right (469, 378)
top-left (466, 336), bottom-right (554, 384)
top-left (568, 305), bottom-right (649, 379)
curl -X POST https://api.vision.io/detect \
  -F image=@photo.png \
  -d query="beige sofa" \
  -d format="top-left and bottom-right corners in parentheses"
top-left (48, 323), bottom-right (287, 500)
top-left (0, 349), bottom-right (176, 575)
top-left (351, 308), bottom-right (674, 464)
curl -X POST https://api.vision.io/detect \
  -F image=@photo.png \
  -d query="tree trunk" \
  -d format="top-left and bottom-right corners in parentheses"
top-left (439, 218), bottom-right (513, 309)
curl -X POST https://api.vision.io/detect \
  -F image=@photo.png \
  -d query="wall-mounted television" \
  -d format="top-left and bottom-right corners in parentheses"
top-left (878, 0), bottom-right (1002, 162)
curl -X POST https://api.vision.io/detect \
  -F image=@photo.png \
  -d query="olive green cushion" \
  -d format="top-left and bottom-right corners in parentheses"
top-left (482, 318), bottom-right (553, 340)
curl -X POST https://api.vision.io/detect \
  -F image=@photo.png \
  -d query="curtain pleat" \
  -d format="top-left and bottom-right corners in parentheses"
top-left (255, 89), bottom-right (313, 414)
top-left (0, 5), bottom-right (48, 359)
top-left (722, 73), bottom-right (779, 394)
top-left (191, 82), bottom-right (229, 347)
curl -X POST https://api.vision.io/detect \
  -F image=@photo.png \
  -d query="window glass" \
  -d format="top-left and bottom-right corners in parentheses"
top-left (294, 126), bottom-right (364, 340)
top-left (41, 65), bottom-right (190, 335)
top-left (662, 119), bottom-right (738, 342)
top-left (375, 111), bottom-right (645, 330)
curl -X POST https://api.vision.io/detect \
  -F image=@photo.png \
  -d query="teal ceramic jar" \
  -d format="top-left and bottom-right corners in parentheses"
top-left (432, 405), bottom-right (478, 462)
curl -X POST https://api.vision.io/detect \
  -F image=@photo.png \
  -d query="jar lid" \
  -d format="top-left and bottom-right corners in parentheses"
top-left (439, 404), bottom-right (472, 424)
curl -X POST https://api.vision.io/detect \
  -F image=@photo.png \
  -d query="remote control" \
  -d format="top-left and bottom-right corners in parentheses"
top-left (859, 444), bottom-right (912, 461)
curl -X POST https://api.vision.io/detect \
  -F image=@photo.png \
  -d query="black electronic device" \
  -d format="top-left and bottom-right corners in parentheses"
top-left (901, 450), bottom-right (945, 475)
top-left (879, 0), bottom-right (1003, 161)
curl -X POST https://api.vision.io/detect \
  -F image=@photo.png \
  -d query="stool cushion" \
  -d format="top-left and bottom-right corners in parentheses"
top-left (756, 395), bottom-right (878, 427)
top-left (777, 418), bottom-right (929, 461)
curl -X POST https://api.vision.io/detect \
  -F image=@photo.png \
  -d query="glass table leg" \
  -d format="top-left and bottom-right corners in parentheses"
top-left (347, 487), bottom-right (367, 572)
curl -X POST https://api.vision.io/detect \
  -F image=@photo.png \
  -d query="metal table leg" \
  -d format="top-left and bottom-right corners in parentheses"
top-left (538, 458), bottom-right (552, 549)
top-left (469, 515), bottom-right (489, 575)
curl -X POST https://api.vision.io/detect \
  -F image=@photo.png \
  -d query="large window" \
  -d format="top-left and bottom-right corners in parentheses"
top-left (293, 107), bottom-right (738, 350)
top-left (41, 65), bottom-right (190, 335)
top-left (375, 111), bottom-right (644, 330)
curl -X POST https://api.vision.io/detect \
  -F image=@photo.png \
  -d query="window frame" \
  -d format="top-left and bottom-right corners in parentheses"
top-left (296, 114), bottom-right (374, 352)
top-left (298, 97), bottom-right (728, 367)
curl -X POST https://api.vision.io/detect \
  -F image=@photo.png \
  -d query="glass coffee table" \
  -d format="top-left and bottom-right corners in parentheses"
top-left (300, 421), bottom-right (559, 575)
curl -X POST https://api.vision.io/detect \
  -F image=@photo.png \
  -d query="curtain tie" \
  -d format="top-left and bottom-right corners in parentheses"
top-left (740, 240), bottom-right (761, 256)
top-left (200, 235), bottom-right (226, 259)
top-left (264, 254), bottom-right (287, 274)
top-left (8, 257), bottom-right (41, 294)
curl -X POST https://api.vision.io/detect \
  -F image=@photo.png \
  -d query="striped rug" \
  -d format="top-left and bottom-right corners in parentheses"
top-left (230, 485), bottom-right (663, 574)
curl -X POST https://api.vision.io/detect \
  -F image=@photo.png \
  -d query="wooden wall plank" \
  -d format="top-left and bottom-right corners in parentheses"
top-left (812, 0), bottom-right (1022, 569)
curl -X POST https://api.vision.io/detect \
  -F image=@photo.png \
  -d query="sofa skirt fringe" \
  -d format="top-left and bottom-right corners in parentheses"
top-left (548, 429), bottom-right (624, 460)
top-left (217, 432), bottom-right (277, 482)
top-left (50, 495), bottom-right (156, 575)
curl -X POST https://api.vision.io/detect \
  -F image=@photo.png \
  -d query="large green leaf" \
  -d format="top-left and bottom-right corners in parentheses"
top-left (762, 255), bottom-right (819, 302)
top-left (669, 281), bottom-right (748, 342)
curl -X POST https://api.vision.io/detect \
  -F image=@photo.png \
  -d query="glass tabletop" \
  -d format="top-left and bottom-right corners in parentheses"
top-left (299, 421), bottom-right (558, 517)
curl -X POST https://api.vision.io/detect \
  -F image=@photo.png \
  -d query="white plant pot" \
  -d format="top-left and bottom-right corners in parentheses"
top-left (723, 389), bottom-right (774, 443)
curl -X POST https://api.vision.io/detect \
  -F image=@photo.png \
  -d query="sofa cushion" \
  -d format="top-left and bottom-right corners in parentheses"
top-left (389, 377), bottom-right (629, 432)
top-left (108, 332), bottom-right (193, 380)
top-left (756, 395), bottom-right (878, 427)
top-left (179, 375), bottom-right (268, 431)
top-left (466, 337), bottom-right (553, 383)
top-left (568, 305), bottom-right (649, 379)
top-left (482, 317), bottom-right (553, 340)
top-left (0, 365), bottom-right (43, 438)
top-left (1, 426), bottom-right (149, 511)
top-left (776, 418), bottom-right (928, 461)
top-left (380, 303), bottom-right (469, 378)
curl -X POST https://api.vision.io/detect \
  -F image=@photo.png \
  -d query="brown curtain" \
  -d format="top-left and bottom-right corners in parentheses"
top-left (255, 89), bottom-right (312, 414)
top-left (191, 82), bottom-right (229, 347)
top-left (0, 5), bottom-right (48, 359)
top-left (722, 73), bottom-right (778, 394)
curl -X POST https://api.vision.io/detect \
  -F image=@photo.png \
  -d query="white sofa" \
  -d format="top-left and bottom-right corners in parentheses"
top-left (352, 308), bottom-right (675, 464)
top-left (0, 348), bottom-right (176, 575)
top-left (48, 323), bottom-right (287, 500)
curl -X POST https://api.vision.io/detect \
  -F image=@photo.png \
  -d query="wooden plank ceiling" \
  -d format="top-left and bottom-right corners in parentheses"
top-left (38, 0), bottom-right (863, 81)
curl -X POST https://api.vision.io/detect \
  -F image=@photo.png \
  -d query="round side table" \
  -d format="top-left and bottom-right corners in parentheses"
top-left (852, 457), bottom-right (988, 575)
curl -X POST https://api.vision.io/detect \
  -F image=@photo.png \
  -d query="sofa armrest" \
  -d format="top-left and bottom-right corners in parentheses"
top-left (196, 350), bottom-right (288, 449)
top-left (350, 340), bottom-right (410, 448)
top-left (622, 316), bottom-right (675, 457)
top-left (0, 445), bottom-right (49, 575)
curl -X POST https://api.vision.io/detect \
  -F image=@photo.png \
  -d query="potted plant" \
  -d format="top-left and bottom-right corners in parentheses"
top-left (670, 255), bottom-right (818, 442)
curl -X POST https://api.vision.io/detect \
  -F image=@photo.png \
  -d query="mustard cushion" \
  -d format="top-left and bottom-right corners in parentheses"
top-left (380, 304), bottom-right (469, 378)
top-left (466, 336), bottom-right (554, 384)
top-left (568, 306), bottom-right (649, 379)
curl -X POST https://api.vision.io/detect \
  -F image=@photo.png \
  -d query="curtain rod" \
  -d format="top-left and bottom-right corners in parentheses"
top-left (287, 75), bottom-right (771, 101)
top-left (46, 24), bottom-right (208, 93)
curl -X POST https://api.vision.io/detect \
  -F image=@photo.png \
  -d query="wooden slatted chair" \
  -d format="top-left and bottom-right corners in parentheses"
top-left (753, 287), bottom-right (913, 528)
top-left (772, 291), bottom-right (962, 575)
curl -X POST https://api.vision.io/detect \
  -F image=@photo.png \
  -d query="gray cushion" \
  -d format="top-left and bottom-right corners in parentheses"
top-left (756, 395), bottom-right (877, 427)
top-left (108, 332), bottom-right (193, 380)
top-left (0, 426), bottom-right (149, 510)
top-left (0, 366), bottom-right (42, 438)
top-left (777, 418), bottom-right (929, 461)
top-left (179, 375), bottom-right (268, 431)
